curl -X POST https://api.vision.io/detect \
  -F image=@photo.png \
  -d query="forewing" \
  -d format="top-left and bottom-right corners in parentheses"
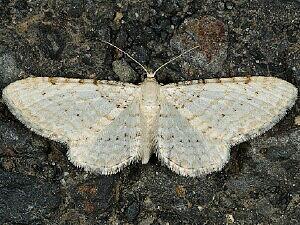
top-left (157, 98), bottom-right (230, 177)
top-left (161, 76), bottom-right (297, 146)
top-left (3, 77), bottom-right (142, 174)
top-left (3, 77), bottom-right (138, 142)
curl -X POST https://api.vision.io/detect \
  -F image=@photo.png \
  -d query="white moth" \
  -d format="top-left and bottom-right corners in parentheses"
top-left (2, 42), bottom-right (298, 177)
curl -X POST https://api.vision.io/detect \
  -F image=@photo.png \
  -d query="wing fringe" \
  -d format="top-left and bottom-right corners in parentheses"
top-left (156, 143), bottom-right (230, 177)
top-left (67, 150), bottom-right (139, 175)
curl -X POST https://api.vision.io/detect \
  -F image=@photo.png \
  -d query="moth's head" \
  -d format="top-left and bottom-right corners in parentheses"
top-left (147, 72), bottom-right (155, 78)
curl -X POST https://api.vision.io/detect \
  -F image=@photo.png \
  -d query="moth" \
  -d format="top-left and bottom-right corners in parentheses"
top-left (2, 42), bottom-right (298, 177)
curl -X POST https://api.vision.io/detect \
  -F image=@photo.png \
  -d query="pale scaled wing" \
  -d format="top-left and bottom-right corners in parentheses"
top-left (3, 77), bottom-right (142, 174)
top-left (157, 99), bottom-right (230, 177)
top-left (158, 76), bottom-right (297, 176)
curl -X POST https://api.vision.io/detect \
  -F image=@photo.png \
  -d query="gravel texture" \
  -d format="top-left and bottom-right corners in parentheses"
top-left (0, 0), bottom-right (299, 224)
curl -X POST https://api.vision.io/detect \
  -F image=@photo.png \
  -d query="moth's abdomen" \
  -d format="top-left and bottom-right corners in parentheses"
top-left (140, 78), bottom-right (160, 163)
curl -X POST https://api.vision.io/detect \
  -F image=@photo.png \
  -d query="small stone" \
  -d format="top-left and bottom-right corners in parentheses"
top-left (170, 16), bottom-right (228, 79)
top-left (197, 205), bottom-right (204, 211)
top-left (175, 185), bottom-right (186, 197)
top-left (226, 214), bottom-right (235, 224)
top-left (0, 172), bottom-right (60, 223)
top-left (225, 1), bottom-right (234, 10)
top-left (112, 59), bottom-right (139, 83)
top-left (114, 12), bottom-right (123, 26)
top-left (126, 201), bottom-right (140, 222)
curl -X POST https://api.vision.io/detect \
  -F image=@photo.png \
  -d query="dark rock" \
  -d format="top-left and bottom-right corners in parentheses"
top-left (69, 175), bottom-right (116, 218)
top-left (56, 0), bottom-right (85, 18)
top-left (37, 24), bottom-right (66, 60)
top-left (0, 52), bottom-right (22, 89)
top-left (130, 45), bottom-right (150, 66)
top-left (263, 145), bottom-right (297, 161)
top-left (0, 1), bottom-right (11, 21)
top-left (14, 0), bottom-right (28, 11)
top-left (85, 1), bottom-right (115, 22)
top-left (115, 28), bottom-right (129, 49)
top-left (0, 171), bottom-right (61, 224)
top-left (126, 3), bottom-right (153, 23)
top-left (0, 116), bottom-right (56, 179)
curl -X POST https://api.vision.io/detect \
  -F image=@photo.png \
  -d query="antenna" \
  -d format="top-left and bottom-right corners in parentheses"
top-left (152, 45), bottom-right (200, 76)
top-left (101, 40), bottom-right (149, 75)
top-left (101, 40), bottom-right (200, 78)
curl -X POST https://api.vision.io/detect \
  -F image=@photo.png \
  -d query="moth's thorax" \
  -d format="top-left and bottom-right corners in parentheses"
top-left (140, 78), bottom-right (160, 113)
top-left (140, 78), bottom-right (160, 163)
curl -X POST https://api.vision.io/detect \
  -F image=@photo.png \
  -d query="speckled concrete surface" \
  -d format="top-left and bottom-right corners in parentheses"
top-left (0, 0), bottom-right (299, 224)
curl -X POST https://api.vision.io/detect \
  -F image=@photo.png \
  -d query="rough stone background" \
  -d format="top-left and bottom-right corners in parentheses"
top-left (0, 0), bottom-right (299, 224)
